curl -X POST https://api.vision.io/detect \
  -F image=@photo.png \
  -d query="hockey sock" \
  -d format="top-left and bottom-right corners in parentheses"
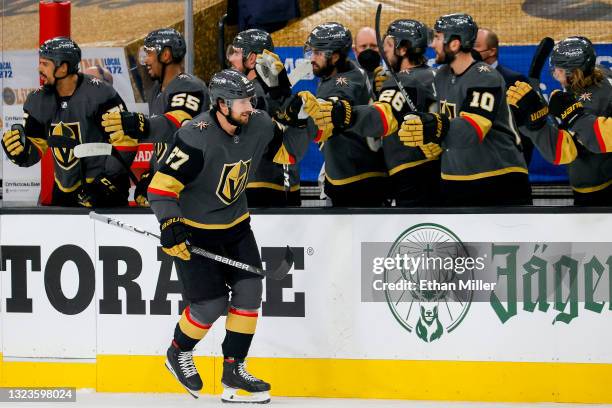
top-left (173, 305), bottom-right (212, 351)
top-left (222, 307), bottom-right (258, 359)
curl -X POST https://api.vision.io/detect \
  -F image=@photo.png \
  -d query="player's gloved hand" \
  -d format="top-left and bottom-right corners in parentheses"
top-left (399, 112), bottom-right (450, 147)
top-left (160, 217), bottom-right (191, 261)
top-left (298, 91), bottom-right (334, 141)
top-left (274, 94), bottom-right (307, 128)
top-left (506, 81), bottom-right (549, 130)
top-left (255, 49), bottom-right (285, 88)
top-left (373, 66), bottom-right (388, 95)
top-left (548, 90), bottom-right (584, 129)
top-left (2, 125), bottom-right (30, 165)
top-left (134, 171), bottom-right (151, 207)
top-left (77, 174), bottom-right (128, 208)
top-left (102, 111), bottom-right (149, 143)
top-left (419, 142), bottom-right (443, 159)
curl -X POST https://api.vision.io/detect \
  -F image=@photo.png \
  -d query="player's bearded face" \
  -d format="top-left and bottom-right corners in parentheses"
top-left (383, 36), bottom-right (399, 71)
top-left (227, 46), bottom-right (246, 73)
top-left (308, 49), bottom-right (333, 77)
top-left (228, 97), bottom-right (255, 125)
top-left (39, 58), bottom-right (56, 86)
top-left (433, 32), bottom-right (456, 64)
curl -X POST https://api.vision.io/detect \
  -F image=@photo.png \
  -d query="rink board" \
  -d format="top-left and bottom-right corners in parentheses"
top-left (1, 210), bottom-right (612, 402)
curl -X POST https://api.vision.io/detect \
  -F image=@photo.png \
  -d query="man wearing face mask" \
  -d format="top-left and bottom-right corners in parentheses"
top-left (227, 29), bottom-right (313, 207)
top-left (101, 28), bottom-right (209, 207)
top-left (353, 27), bottom-right (383, 94)
top-left (1, 37), bottom-right (136, 207)
top-left (397, 13), bottom-right (531, 206)
top-left (147, 69), bottom-right (306, 402)
top-left (315, 19), bottom-right (440, 206)
top-left (297, 22), bottom-right (387, 207)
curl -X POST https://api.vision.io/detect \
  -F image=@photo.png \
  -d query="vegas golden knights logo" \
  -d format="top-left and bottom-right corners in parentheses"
top-left (50, 121), bottom-right (81, 170)
top-left (154, 142), bottom-right (168, 162)
top-left (439, 100), bottom-right (457, 119)
top-left (216, 159), bottom-right (252, 205)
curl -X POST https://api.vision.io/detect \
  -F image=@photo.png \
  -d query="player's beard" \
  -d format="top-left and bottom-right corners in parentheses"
top-left (436, 44), bottom-right (457, 65)
top-left (230, 110), bottom-right (250, 126)
top-left (312, 58), bottom-right (335, 78)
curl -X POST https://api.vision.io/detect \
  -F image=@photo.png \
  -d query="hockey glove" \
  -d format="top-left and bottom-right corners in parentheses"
top-left (419, 143), bottom-right (443, 160)
top-left (134, 171), bottom-right (151, 207)
top-left (548, 90), bottom-right (584, 129)
top-left (298, 91), bottom-right (334, 141)
top-left (255, 49), bottom-right (285, 88)
top-left (506, 81), bottom-right (549, 130)
top-left (274, 94), bottom-right (307, 128)
top-left (160, 217), bottom-right (191, 261)
top-left (77, 174), bottom-right (128, 208)
top-left (373, 66), bottom-right (389, 95)
top-left (399, 113), bottom-right (450, 147)
top-left (102, 111), bottom-right (149, 143)
top-left (2, 125), bottom-right (31, 165)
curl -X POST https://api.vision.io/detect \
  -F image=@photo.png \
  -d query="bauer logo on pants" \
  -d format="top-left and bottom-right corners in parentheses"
top-left (216, 159), bottom-right (252, 205)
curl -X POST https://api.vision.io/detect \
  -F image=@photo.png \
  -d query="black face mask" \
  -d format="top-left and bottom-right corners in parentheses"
top-left (357, 48), bottom-right (381, 73)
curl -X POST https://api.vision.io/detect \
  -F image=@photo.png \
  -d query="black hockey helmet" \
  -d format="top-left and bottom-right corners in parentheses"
top-left (232, 29), bottom-right (274, 57)
top-left (143, 28), bottom-right (186, 62)
top-left (550, 36), bottom-right (596, 75)
top-left (209, 69), bottom-right (256, 105)
top-left (433, 13), bottom-right (478, 50)
top-left (304, 22), bottom-right (352, 56)
top-left (386, 19), bottom-right (431, 53)
top-left (39, 37), bottom-right (81, 74)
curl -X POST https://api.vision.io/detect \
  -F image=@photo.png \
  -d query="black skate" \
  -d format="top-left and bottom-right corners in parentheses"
top-left (165, 342), bottom-right (203, 398)
top-left (221, 358), bottom-right (271, 403)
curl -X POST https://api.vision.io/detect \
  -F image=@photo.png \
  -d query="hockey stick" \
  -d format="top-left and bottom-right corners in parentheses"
top-left (528, 37), bottom-right (554, 90)
top-left (89, 212), bottom-right (294, 280)
top-left (74, 143), bottom-right (139, 184)
top-left (374, 3), bottom-right (417, 111)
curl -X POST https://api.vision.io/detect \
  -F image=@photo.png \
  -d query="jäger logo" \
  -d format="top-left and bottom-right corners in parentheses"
top-left (50, 121), bottom-right (82, 170)
top-left (383, 223), bottom-right (473, 343)
top-left (216, 159), bottom-right (252, 205)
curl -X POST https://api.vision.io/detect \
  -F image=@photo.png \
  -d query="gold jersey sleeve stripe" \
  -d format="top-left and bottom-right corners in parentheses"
top-left (164, 110), bottom-right (193, 128)
top-left (272, 143), bottom-right (296, 165)
top-left (442, 166), bottom-right (528, 181)
top-left (594, 117), bottom-right (612, 153)
top-left (147, 172), bottom-right (185, 198)
top-left (460, 112), bottom-right (493, 142)
top-left (372, 102), bottom-right (398, 137)
top-left (27, 137), bottom-right (48, 155)
top-left (553, 129), bottom-right (578, 165)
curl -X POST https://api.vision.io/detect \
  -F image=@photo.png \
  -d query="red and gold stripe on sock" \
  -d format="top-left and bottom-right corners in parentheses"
top-left (178, 305), bottom-right (212, 340)
top-left (226, 307), bottom-right (258, 334)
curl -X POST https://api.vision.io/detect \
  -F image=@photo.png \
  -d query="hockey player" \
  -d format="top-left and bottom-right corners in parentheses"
top-left (507, 36), bottom-right (612, 205)
top-left (317, 19), bottom-right (439, 205)
top-left (101, 28), bottom-right (208, 207)
top-left (147, 69), bottom-right (306, 402)
top-left (1, 37), bottom-right (136, 207)
top-left (398, 14), bottom-right (531, 206)
top-left (298, 22), bottom-right (388, 206)
top-left (227, 28), bottom-right (310, 206)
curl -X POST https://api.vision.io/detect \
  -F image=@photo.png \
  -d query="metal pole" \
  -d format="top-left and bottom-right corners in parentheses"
top-left (184, 0), bottom-right (194, 74)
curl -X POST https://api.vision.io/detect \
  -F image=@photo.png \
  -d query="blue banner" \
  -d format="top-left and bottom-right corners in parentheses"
top-left (277, 44), bottom-right (612, 183)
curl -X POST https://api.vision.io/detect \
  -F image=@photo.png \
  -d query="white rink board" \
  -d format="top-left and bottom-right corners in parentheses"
top-left (0, 212), bottom-right (611, 363)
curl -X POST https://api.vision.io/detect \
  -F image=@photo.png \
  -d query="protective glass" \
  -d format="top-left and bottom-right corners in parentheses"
top-left (227, 96), bottom-right (258, 110)
top-left (138, 45), bottom-right (159, 66)
top-left (303, 46), bottom-right (332, 60)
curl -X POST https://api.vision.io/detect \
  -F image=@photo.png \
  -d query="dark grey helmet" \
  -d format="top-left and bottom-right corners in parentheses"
top-left (143, 28), bottom-right (186, 62)
top-left (209, 69), bottom-right (256, 105)
top-left (551, 36), bottom-right (596, 75)
top-left (386, 19), bottom-right (430, 53)
top-left (39, 37), bottom-right (81, 74)
top-left (433, 13), bottom-right (478, 50)
top-left (304, 22), bottom-right (352, 55)
top-left (232, 29), bottom-right (274, 57)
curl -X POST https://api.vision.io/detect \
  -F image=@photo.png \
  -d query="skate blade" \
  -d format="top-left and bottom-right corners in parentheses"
top-left (164, 359), bottom-right (200, 399)
top-left (221, 387), bottom-right (270, 404)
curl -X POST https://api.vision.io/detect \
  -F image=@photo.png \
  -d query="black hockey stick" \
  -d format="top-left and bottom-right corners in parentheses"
top-left (89, 212), bottom-right (294, 280)
top-left (74, 142), bottom-right (139, 184)
top-left (528, 37), bottom-right (554, 90)
top-left (374, 3), bottom-right (417, 111)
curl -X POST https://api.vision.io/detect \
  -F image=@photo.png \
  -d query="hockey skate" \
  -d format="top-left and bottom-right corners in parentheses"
top-left (165, 343), bottom-right (203, 398)
top-left (221, 358), bottom-right (271, 404)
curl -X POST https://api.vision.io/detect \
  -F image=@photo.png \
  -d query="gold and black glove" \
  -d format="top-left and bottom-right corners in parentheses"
top-left (160, 217), bottom-right (191, 261)
top-left (398, 113), bottom-right (450, 147)
top-left (2, 125), bottom-right (31, 165)
top-left (298, 91), bottom-right (333, 142)
top-left (373, 66), bottom-right (388, 95)
top-left (548, 90), bottom-right (584, 129)
top-left (274, 94), bottom-right (307, 128)
top-left (506, 81), bottom-right (549, 130)
top-left (101, 111), bottom-right (149, 143)
top-left (134, 171), bottom-right (151, 207)
top-left (77, 174), bottom-right (128, 208)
